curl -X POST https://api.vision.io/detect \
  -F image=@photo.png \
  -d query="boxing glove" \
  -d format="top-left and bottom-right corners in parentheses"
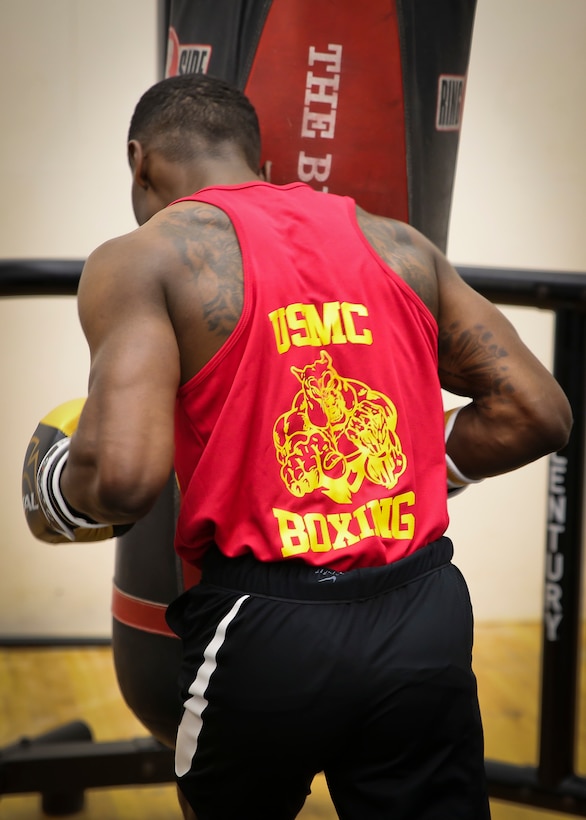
top-left (444, 405), bottom-right (482, 497)
top-left (22, 398), bottom-right (131, 543)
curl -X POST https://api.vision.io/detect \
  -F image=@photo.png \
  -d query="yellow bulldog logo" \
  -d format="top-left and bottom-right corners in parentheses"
top-left (273, 351), bottom-right (407, 504)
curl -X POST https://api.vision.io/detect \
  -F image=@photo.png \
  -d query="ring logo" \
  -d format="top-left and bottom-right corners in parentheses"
top-left (545, 453), bottom-right (567, 641)
top-left (166, 27), bottom-right (212, 77)
top-left (436, 74), bottom-right (465, 131)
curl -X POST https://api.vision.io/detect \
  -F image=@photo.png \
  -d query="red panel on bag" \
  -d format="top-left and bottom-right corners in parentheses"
top-left (244, 0), bottom-right (408, 220)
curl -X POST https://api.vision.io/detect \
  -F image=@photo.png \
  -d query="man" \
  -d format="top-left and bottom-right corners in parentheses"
top-left (35, 74), bottom-right (572, 818)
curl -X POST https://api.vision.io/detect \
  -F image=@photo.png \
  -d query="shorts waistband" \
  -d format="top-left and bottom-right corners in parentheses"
top-left (200, 537), bottom-right (454, 602)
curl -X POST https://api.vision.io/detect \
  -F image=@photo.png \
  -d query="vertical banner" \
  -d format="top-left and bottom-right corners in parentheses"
top-left (163, 0), bottom-right (477, 252)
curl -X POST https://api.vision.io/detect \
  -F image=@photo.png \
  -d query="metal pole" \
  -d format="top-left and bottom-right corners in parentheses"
top-left (538, 309), bottom-right (586, 786)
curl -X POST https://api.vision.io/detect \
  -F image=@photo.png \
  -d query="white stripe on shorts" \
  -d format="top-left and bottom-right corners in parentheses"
top-left (175, 594), bottom-right (249, 777)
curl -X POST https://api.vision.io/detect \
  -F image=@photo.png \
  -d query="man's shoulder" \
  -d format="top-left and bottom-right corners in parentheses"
top-left (152, 199), bottom-right (234, 237)
top-left (354, 207), bottom-right (439, 316)
top-left (355, 207), bottom-right (418, 243)
top-left (81, 220), bottom-right (183, 290)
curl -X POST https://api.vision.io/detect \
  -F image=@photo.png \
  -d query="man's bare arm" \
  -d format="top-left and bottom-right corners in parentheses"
top-left (357, 208), bottom-right (572, 480)
top-left (60, 231), bottom-right (181, 523)
top-left (435, 250), bottom-right (572, 479)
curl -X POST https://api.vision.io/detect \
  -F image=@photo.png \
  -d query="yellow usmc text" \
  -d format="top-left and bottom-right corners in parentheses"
top-left (268, 301), bottom-right (372, 354)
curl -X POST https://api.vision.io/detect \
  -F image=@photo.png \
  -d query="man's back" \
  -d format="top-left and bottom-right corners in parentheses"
top-left (140, 182), bottom-right (441, 387)
top-left (160, 181), bottom-right (448, 569)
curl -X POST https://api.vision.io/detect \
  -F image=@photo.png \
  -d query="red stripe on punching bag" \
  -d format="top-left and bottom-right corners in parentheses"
top-left (244, 0), bottom-right (408, 221)
top-left (111, 560), bottom-right (201, 637)
top-left (112, 585), bottom-right (176, 638)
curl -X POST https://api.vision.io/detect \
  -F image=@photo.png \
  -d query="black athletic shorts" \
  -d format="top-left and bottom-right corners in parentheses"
top-left (166, 537), bottom-right (491, 820)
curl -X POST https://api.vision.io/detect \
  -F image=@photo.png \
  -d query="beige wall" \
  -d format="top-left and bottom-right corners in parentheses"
top-left (0, 0), bottom-right (584, 637)
top-left (0, 0), bottom-right (158, 637)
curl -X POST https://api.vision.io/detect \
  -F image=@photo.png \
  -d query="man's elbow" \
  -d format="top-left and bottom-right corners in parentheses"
top-left (531, 394), bottom-right (573, 457)
top-left (65, 460), bottom-right (170, 525)
top-left (545, 405), bottom-right (573, 454)
top-left (94, 472), bottom-right (167, 523)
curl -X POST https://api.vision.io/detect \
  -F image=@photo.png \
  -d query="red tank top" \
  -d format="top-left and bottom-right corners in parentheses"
top-left (173, 182), bottom-right (448, 570)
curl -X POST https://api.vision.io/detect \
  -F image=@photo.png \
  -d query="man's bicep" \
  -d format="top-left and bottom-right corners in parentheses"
top-left (88, 312), bottom-right (180, 405)
top-left (82, 247), bottom-right (178, 405)
top-left (436, 253), bottom-right (572, 477)
top-left (436, 259), bottom-right (552, 400)
top-left (78, 240), bottom-right (156, 352)
top-left (74, 245), bottom-right (180, 483)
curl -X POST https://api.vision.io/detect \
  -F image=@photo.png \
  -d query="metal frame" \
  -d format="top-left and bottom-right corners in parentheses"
top-left (0, 260), bottom-right (585, 815)
top-left (460, 267), bottom-right (586, 815)
top-left (0, 721), bottom-right (173, 814)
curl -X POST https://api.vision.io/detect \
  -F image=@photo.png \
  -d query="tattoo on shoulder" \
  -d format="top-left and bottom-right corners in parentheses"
top-left (438, 320), bottom-right (512, 398)
top-left (159, 206), bottom-right (243, 339)
top-left (355, 209), bottom-right (437, 314)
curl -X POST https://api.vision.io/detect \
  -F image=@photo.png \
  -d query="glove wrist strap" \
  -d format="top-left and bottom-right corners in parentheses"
top-left (445, 405), bottom-right (483, 490)
top-left (37, 438), bottom-right (104, 541)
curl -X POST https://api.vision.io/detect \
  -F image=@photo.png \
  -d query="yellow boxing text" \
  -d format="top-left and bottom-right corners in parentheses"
top-left (273, 491), bottom-right (415, 558)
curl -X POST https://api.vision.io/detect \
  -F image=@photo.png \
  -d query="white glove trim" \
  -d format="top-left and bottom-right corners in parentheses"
top-left (444, 405), bottom-right (483, 491)
top-left (37, 437), bottom-right (105, 541)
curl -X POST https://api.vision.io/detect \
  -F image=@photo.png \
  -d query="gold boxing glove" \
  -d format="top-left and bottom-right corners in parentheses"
top-left (22, 398), bottom-right (131, 543)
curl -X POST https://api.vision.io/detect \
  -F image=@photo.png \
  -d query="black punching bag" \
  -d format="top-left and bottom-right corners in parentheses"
top-left (112, 475), bottom-right (200, 746)
top-left (162, 0), bottom-right (477, 251)
top-left (112, 0), bottom-right (477, 749)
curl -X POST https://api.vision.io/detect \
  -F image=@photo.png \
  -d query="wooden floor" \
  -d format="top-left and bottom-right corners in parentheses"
top-left (0, 623), bottom-right (584, 819)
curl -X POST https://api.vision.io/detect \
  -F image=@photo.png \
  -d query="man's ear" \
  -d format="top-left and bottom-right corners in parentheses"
top-left (259, 160), bottom-right (271, 182)
top-left (128, 139), bottom-right (149, 189)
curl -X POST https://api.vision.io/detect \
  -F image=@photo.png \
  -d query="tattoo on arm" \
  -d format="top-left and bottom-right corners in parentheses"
top-left (438, 320), bottom-right (513, 400)
top-left (355, 209), bottom-right (437, 314)
top-left (160, 206), bottom-right (244, 340)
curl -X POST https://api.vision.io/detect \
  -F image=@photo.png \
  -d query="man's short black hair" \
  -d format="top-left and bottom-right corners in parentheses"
top-left (128, 73), bottom-right (261, 172)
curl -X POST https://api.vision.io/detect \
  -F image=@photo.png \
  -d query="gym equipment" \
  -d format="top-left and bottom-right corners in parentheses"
top-left (162, 0), bottom-right (477, 253)
top-left (22, 398), bottom-right (133, 543)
